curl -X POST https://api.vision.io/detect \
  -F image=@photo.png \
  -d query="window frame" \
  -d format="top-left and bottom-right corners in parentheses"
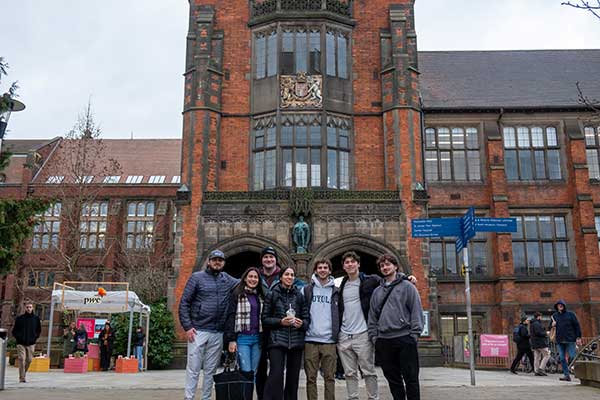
top-left (424, 126), bottom-right (482, 182)
top-left (125, 201), bottom-right (156, 251)
top-left (79, 201), bottom-right (109, 250)
top-left (511, 214), bottom-right (571, 276)
top-left (503, 125), bottom-right (562, 182)
top-left (32, 203), bottom-right (61, 250)
top-left (584, 126), bottom-right (600, 181)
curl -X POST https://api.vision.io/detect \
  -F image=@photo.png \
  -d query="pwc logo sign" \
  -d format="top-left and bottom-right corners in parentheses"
top-left (83, 287), bottom-right (107, 305)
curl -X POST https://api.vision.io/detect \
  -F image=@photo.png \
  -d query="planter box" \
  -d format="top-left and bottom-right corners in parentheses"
top-left (28, 357), bottom-right (50, 372)
top-left (115, 357), bottom-right (138, 373)
top-left (88, 357), bottom-right (100, 372)
top-left (87, 344), bottom-right (100, 359)
top-left (64, 357), bottom-right (88, 373)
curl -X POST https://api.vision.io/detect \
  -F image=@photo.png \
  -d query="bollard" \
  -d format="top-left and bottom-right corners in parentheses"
top-left (0, 328), bottom-right (7, 390)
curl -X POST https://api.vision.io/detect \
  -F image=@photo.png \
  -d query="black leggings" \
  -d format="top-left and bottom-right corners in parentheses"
top-left (263, 347), bottom-right (303, 400)
top-left (100, 346), bottom-right (112, 370)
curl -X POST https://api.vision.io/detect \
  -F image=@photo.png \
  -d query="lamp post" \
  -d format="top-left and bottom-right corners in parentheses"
top-left (0, 93), bottom-right (26, 154)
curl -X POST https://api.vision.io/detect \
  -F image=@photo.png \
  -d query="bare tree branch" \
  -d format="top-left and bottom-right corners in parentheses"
top-left (562, 1), bottom-right (600, 19)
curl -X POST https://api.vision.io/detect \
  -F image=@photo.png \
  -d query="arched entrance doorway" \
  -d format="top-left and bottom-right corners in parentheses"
top-left (224, 250), bottom-right (262, 279)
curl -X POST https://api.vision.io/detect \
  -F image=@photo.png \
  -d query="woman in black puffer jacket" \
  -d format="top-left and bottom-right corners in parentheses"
top-left (262, 266), bottom-right (309, 400)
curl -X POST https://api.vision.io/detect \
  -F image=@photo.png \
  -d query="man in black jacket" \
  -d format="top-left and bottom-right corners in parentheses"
top-left (12, 301), bottom-right (41, 383)
top-left (551, 299), bottom-right (582, 381)
top-left (530, 312), bottom-right (550, 376)
top-left (509, 317), bottom-right (534, 374)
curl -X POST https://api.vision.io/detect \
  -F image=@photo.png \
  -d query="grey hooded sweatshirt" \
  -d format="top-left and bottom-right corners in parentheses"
top-left (304, 274), bottom-right (339, 343)
top-left (368, 273), bottom-right (423, 342)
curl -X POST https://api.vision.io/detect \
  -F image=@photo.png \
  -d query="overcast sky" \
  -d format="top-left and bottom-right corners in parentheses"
top-left (2, 0), bottom-right (600, 140)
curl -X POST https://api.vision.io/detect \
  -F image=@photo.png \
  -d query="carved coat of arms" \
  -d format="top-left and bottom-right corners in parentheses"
top-left (280, 72), bottom-right (323, 108)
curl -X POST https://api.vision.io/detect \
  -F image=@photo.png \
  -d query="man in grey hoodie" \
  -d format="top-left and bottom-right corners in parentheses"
top-left (303, 259), bottom-right (339, 400)
top-left (368, 254), bottom-right (423, 400)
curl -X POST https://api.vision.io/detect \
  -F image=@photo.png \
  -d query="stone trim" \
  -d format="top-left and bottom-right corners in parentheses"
top-left (203, 189), bottom-right (400, 202)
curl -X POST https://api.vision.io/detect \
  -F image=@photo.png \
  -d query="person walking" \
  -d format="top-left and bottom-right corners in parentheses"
top-left (225, 267), bottom-right (266, 375)
top-left (98, 321), bottom-right (115, 371)
top-left (551, 299), bottom-right (582, 381)
top-left (11, 301), bottom-right (41, 383)
top-left (179, 249), bottom-right (239, 400)
top-left (303, 259), bottom-right (339, 400)
top-left (134, 326), bottom-right (145, 372)
top-left (368, 254), bottom-right (424, 400)
top-left (256, 246), bottom-right (305, 400)
top-left (530, 312), bottom-right (550, 376)
top-left (510, 317), bottom-right (534, 374)
top-left (336, 251), bottom-right (380, 400)
top-left (262, 266), bottom-right (309, 400)
top-left (62, 321), bottom-right (77, 358)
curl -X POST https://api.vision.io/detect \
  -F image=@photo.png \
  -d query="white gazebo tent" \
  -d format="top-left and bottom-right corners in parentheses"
top-left (48, 282), bottom-right (151, 369)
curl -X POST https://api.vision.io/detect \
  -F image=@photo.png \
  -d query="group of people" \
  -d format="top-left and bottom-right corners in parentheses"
top-left (178, 247), bottom-right (425, 400)
top-left (62, 320), bottom-right (118, 371)
top-left (510, 300), bottom-right (582, 382)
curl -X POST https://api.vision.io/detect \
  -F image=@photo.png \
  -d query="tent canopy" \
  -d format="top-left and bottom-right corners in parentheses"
top-left (51, 289), bottom-right (150, 314)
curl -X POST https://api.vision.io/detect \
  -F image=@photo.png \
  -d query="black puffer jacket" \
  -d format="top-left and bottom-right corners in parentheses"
top-left (530, 319), bottom-right (548, 349)
top-left (262, 282), bottom-right (309, 350)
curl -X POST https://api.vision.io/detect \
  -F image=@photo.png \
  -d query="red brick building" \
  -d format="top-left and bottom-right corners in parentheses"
top-left (173, 0), bottom-right (600, 365)
top-left (0, 138), bottom-right (181, 337)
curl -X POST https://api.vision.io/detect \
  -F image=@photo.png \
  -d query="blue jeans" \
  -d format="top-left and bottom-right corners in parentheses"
top-left (237, 334), bottom-right (261, 373)
top-left (557, 342), bottom-right (577, 376)
top-left (135, 345), bottom-right (143, 371)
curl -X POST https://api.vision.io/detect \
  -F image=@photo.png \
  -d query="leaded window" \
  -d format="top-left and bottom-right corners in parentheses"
top-left (503, 126), bottom-right (561, 181)
top-left (281, 27), bottom-right (321, 75)
top-left (252, 114), bottom-right (351, 190)
top-left (28, 270), bottom-right (55, 288)
top-left (80, 201), bottom-right (108, 249)
top-left (430, 230), bottom-right (488, 277)
top-left (511, 215), bottom-right (570, 276)
top-left (126, 201), bottom-right (155, 250)
top-left (424, 127), bottom-right (481, 182)
top-left (32, 203), bottom-right (61, 249)
top-left (255, 30), bottom-right (278, 79)
top-left (326, 29), bottom-right (348, 79)
top-left (584, 126), bottom-right (600, 180)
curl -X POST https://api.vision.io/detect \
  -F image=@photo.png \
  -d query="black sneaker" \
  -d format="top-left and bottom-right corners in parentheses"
top-left (510, 370), bottom-right (518, 375)
top-left (559, 376), bottom-right (571, 382)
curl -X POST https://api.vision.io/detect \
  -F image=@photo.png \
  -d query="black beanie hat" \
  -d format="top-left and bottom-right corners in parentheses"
top-left (261, 246), bottom-right (277, 260)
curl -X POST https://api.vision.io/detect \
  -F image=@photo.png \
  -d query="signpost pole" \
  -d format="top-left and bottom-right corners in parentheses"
top-left (463, 243), bottom-right (476, 386)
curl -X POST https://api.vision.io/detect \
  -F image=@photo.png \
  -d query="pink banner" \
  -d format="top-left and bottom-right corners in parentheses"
top-left (480, 334), bottom-right (509, 358)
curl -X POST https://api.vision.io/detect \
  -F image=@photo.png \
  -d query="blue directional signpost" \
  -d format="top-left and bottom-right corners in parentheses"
top-left (412, 208), bottom-right (517, 386)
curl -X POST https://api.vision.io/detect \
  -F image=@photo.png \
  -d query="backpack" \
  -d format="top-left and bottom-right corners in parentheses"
top-left (512, 325), bottom-right (521, 343)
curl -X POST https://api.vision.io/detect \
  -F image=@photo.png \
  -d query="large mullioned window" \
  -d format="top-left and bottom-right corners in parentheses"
top-left (424, 127), bottom-right (481, 182)
top-left (503, 126), bottom-right (561, 181)
top-left (511, 214), bottom-right (570, 276)
top-left (252, 114), bottom-right (351, 190)
top-left (584, 126), bottom-right (600, 180)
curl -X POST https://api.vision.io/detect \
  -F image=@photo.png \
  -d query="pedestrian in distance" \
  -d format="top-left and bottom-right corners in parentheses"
top-left (134, 326), bottom-right (145, 372)
top-left (98, 321), bottom-right (115, 371)
top-left (530, 312), bottom-right (551, 376)
top-left (262, 266), bottom-right (309, 400)
top-left (551, 299), bottom-right (582, 381)
top-left (303, 259), bottom-right (340, 400)
top-left (225, 266), bottom-right (266, 375)
top-left (179, 249), bottom-right (239, 400)
top-left (12, 301), bottom-right (41, 383)
top-left (62, 320), bottom-right (77, 358)
top-left (510, 316), bottom-right (534, 374)
top-left (368, 254), bottom-right (424, 400)
top-left (74, 322), bottom-right (89, 355)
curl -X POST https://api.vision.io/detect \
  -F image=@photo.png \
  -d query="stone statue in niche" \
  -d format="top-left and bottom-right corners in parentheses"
top-left (292, 216), bottom-right (311, 253)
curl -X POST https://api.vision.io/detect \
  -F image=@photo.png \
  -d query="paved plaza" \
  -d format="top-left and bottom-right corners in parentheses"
top-left (2, 365), bottom-right (598, 399)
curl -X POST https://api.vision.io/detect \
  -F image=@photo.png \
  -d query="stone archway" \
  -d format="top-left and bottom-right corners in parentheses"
top-left (197, 234), bottom-right (295, 275)
top-left (310, 234), bottom-right (409, 276)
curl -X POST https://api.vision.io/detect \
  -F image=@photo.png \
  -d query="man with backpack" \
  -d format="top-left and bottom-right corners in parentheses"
top-left (368, 254), bottom-right (423, 400)
top-left (509, 316), bottom-right (534, 374)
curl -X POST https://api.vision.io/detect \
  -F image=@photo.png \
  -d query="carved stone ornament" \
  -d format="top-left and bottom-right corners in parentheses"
top-left (280, 73), bottom-right (323, 109)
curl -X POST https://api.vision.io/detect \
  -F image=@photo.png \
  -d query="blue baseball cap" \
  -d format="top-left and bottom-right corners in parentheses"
top-left (208, 249), bottom-right (225, 260)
